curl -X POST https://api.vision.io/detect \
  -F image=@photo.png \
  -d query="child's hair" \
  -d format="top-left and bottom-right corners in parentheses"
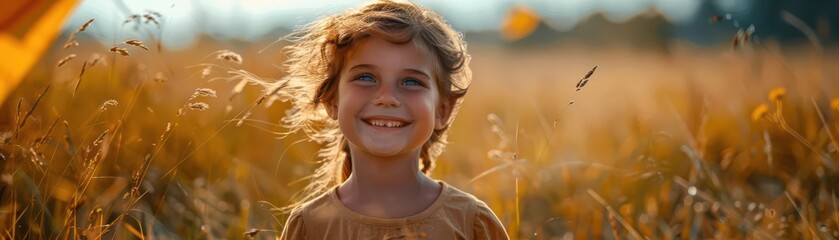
top-left (271, 0), bottom-right (471, 210)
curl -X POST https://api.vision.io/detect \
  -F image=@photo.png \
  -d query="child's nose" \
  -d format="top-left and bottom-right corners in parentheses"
top-left (372, 86), bottom-right (400, 108)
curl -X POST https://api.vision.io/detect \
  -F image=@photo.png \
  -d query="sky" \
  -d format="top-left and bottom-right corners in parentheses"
top-left (62, 0), bottom-right (755, 49)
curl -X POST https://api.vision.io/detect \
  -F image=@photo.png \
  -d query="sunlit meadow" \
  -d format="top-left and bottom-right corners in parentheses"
top-left (2, 4), bottom-right (839, 240)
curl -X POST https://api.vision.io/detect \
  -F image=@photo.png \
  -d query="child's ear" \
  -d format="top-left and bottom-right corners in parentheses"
top-left (435, 97), bottom-right (455, 130)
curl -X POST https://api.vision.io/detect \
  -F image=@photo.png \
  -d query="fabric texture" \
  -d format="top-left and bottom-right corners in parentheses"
top-left (280, 181), bottom-right (509, 240)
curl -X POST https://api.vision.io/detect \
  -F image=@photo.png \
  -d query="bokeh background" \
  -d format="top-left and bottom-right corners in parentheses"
top-left (2, 0), bottom-right (839, 239)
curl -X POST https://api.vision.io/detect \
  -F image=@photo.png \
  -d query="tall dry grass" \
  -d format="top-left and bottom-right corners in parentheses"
top-left (1, 13), bottom-right (839, 239)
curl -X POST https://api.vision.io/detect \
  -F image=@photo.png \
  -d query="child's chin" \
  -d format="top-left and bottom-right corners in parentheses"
top-left (361, 143), bottom-right (409, 157)
top-left (365, 147), bottom-right (404, 157)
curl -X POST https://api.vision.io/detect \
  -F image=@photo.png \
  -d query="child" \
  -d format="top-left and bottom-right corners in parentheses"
top-left (276, 0), bottom-right (508, 239)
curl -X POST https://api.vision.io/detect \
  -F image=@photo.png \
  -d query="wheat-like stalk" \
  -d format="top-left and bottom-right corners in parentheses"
top-left (63, 18), bottom-right (94, 49)
top-left (124, 39), bottom-right (149, 51)
top-left (78, 19), bottom-right (95, 32)
top-left (108, 47), bottom-right (129, 56)
top-left (56, 54), bottom-right (76, 68)
top-left (188, 102), bottom-right (210, 111)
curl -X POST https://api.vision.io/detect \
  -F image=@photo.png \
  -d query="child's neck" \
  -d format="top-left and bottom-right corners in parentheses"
top-left (337, 151), bottom-right (442, 218)
top-left (349, 150), bottom-right (426, 188)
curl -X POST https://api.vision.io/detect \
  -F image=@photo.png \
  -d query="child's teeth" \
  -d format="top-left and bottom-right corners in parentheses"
top-left (370, 119), bottom-right (403, 128)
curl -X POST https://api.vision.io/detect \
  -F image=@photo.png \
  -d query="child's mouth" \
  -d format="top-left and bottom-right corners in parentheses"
top-left (363, 118), bottom-right (409, 128)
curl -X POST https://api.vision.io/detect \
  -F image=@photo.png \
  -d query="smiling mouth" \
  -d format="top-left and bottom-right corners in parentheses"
top-left (363, 119), bottom-right (410, 128)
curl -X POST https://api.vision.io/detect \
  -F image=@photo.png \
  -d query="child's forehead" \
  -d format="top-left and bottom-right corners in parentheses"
top-left (344, 35), bottom-right (440, 73)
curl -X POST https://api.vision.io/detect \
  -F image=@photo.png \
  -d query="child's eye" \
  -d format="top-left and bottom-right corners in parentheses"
top-left (355, 74), bottom-right (375, 82)
top-left (402, 79), bottom-right (423, 87)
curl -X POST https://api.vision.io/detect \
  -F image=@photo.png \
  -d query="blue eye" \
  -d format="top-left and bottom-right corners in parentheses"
top-left (356, 74), bottom-right (375, 82)
top-left (402, 79), bottom-right (422, 86)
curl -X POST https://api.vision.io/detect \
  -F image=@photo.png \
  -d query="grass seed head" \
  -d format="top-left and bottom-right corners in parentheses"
top-left (100, 99), bottom-right (118, 111)
top-left (243, 228), bottom-right (261, 238)
top-left (576, 65), bottom-right (598, 91)
top-left (236, 112), bottom-right (252, 127)
top-left (64, 38), bottom-right (78, 49)
top-left (93, 130), bottom-right (109, 147)
top-left (78, 18), bottom-right (95, 32)
top-left (124, 15), bottom-right (140, 24)
top-left (78, 61), bottom-right (88, 79)
top-left (216, 50), bottom-right (243, 64)
top-left (584, 65), bottom-right (598, 79)
top-left (125, 39), bottom-right (149, 50)
top-left (191, 88), bottom-right (217, 99)
top-left (57, 54), bottom-right (77, 68)
top-left (143, 14), bottom-right (160, 25)
top-left (88, 53), bottom-right (105, 67)
top-left (188, 102), bottom-right (209, 111)
top-left (109, 47), bottom-right (129, 56)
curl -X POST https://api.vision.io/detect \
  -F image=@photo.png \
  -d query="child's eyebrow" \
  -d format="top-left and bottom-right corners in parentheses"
top-left (347, 64), bottom-right (431, 79)
top-left (404, 68), bottom-right (431, 79)
top-left (347, 64), bottom-right (374, 72)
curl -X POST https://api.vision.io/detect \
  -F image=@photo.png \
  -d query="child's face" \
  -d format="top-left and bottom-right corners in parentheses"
top-left (329, 35), bottom-right (449, 159)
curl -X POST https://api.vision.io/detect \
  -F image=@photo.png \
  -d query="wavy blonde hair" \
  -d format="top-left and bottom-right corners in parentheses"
top-left (271, 0), bottom-right (471, 211)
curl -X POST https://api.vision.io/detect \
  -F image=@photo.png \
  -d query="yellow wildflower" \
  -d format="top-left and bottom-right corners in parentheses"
top-left (768, 87), bottom-right (786, 102)
top-left (751, 104), bottom-right (769, 122)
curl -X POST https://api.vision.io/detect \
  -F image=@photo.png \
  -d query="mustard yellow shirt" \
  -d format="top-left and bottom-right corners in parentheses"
top-left (281, 181), bottom-right (509, 239)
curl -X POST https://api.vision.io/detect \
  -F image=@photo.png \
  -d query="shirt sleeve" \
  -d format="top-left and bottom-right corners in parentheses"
top-left (473, 201), bottom-right (510, 240)
top-left (280, 209), bottom-right (306, 240)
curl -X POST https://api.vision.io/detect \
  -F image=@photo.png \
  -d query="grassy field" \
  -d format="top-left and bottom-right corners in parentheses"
top-left (2, 18), bottom-right (839, 239)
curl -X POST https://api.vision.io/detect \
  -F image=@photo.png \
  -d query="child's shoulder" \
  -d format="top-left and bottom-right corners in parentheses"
top-left (439, 181), bottom-right (510, 239)
top-left (438, 181), bottom-right (498, 218)
top-left (439, 181), bottom-right (488, 208)
top-left (287, 188), bottom-right (335, 218)
top-left (280, 188), bottom-right (338, 239)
